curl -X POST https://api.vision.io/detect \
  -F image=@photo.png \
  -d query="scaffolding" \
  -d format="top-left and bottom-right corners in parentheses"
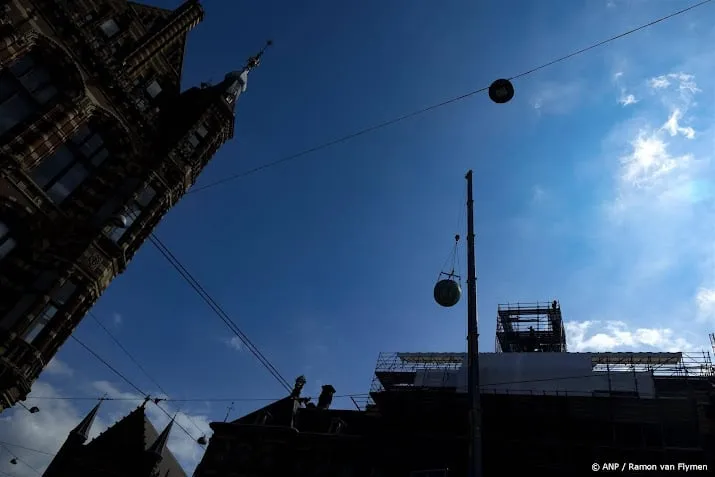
top-left (495, 301), bottom-right (567, 353)
top-left (370, 352), bottom-right (464, 395)
top-left (362, 351), bottom-right (715, 410)
top-left (591, 351), bottom-right (714, 376)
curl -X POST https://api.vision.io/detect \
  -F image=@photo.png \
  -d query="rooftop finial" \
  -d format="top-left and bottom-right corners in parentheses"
top-left (221, 40), bottom-right (273, 103)
top-left (245, 39), bottom-right (273, 71)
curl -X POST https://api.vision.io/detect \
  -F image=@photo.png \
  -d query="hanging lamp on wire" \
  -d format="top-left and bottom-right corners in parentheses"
top-left (434, 234), bottom-right (462, 308)
top-left (488, 78), bottom-right (515, 104)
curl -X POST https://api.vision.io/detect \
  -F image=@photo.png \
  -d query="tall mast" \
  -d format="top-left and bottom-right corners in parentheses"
top-left (465, 170), bottom-right (483, 477)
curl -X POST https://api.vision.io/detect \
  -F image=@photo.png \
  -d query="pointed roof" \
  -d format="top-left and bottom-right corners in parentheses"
top-left (128, 2), bottom-right (172, 32)
top-left (147, 418), bottom-right (174, 457)
top-left (127, 1), bottom-right (195, 88)
top-left (71, 401), bottom-right (101, 442)
top-left (84, 404), bottom-right (186, 477)
top-left (231, 396), bottom-right (297, 426)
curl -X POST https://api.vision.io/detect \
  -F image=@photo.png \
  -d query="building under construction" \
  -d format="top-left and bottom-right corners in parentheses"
top-left (195, 300), bottom-right (714, 476)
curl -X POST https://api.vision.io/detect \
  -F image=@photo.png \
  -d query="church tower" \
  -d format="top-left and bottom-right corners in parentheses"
top-left (42, 400), bottom-right (185, 476)
top-left (0, 0), bottom-right (268, 412)
top-left (43, 400), bottom-right (102, 477)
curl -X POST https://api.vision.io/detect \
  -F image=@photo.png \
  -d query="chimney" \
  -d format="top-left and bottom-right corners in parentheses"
top-left (317, 385), bottom-right (336, 410)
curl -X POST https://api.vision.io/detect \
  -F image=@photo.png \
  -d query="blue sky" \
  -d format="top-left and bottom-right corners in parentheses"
top-left (3, 0), bottom-right (715, 474)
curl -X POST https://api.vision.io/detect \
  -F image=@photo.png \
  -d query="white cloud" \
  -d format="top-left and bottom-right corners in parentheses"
top-left (696, 287), bottom-right (715, 322)
top-left (662, 109), bottom-right (695, 139)
top-left (222, 336), bottom-right (243, 352)
top-left (593, 67), bottom-right (715, 330)
top-left (0, 382), bottom-right (107, 477)
top-left (618, 92), bottom-right (638, 106)
top-left (566, 321), bottom-right (696, 352)
top-left (648, 73), bottom-right (701, 106)
top-left (618, 131), bottom-right (688, 189)
top-left (45, 358), bottom-right (74, 377)
top-left (649, 76), bottom-right (671, 89)
top-left (531, 81), bottom-right (583, 115)
top-left (602, 70), bottom-right (710, 258)
top-left (112, 313), bottom-right (122, 326)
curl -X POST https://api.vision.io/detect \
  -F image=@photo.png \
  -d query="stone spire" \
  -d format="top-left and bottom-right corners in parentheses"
top-left (220, 40), bottom-right (272, 105)
top-left (43, 400), bottom-right (102, 477)
top-left (122, 0), bottom-right (204, 77)
top-left (71, 400), bottom-right (102, 443)
top-left (147, 417), bottom-right (174, 457)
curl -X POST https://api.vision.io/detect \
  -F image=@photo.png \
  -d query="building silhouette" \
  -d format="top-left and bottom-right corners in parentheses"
top-left (0, 0), bottom-right (264, 411)
top-left (42, 399), bottom-right (185, 477)
top-left (193, 302), bottom-right (715, 476)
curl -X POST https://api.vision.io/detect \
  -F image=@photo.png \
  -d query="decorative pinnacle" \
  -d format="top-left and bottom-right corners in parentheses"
top-left (245, 39), bottom-right (273, 70)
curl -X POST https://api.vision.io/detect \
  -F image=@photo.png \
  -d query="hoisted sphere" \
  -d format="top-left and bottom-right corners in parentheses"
top-left (434, 279), bottom-right (462, 307)
top-left (488, 78), bottom-right (515, 104)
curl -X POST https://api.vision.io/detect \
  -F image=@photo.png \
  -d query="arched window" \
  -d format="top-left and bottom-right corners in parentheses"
top-left (30, 123), bottom-right (111, 204)
top-left (0, 221), bottom-right (17, 261)
top-left (0, 54), bottom-right (59, 135)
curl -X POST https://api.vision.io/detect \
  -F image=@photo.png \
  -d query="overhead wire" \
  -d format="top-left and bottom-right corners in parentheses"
top-left (0, 442), bottom-right (53, 458)
top-left (86, 311), bottom-right (207, 437)
top-left (21, 370), bottom-right (659, 403)
top-left (0, 443), bottom-right (41, 476)
top-left (185, 0), bottom-right (712, 196)
top-left (146, 232), bottom-right (293, 392)
top-left (0, 370), bottom-right (684, 466)
top-left (68, 336), bottom-right (203, 449)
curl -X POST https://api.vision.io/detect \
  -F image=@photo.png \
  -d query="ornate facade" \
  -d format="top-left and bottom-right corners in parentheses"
top-left (0, 0), bottom-right (262, 411)
top-left (42, 400), bottom-right (185, 477)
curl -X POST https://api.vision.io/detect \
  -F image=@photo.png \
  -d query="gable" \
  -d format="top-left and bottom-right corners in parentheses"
top-left (232, 396), bottom-right (297, 426)
top-left (85, 406), bottom-right (149, 455)
top-left (82, 406), bottom-right (187, 476)
top-left (128, 2), bottom-right (172, 34)
top-left (164, 33), bottom-right (188, 83)
top-left (127, 2), bottom-right (189, 87)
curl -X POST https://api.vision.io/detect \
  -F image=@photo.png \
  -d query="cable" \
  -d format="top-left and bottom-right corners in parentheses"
top-left (87, 311), bottom-right (207, 437)
top-left (25, 392), bottom-right (370, 403)
top-left (185, 0), bottom-right (712, 196)
top-left (69, 336), bottom-right (202, 448)
top-left (87, 311), bottom-right (166, 396)
top-left (0, 443), bottom-right (41, 476)
top-left (0, 442), bottom-right (53, 457)
top-left (23, 369), bottom-right (670, 404)
top-left (0, 367), bottom-right (693, 465)
top-left (70, 335), bottom-right (145, 396)
top-left (147, 233), bottom-right (293, 392)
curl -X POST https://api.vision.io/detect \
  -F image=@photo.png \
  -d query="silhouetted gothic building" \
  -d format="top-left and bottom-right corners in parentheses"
top-left (0, 0), bottom-right (265, 411)
top-left (43, 400), bottom-right (185, 477)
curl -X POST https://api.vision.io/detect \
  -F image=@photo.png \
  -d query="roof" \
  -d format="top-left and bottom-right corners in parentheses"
top-left (231, 396), bottom-right (297, 426)
top-left (83, 405), bottom-right (186, 477)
